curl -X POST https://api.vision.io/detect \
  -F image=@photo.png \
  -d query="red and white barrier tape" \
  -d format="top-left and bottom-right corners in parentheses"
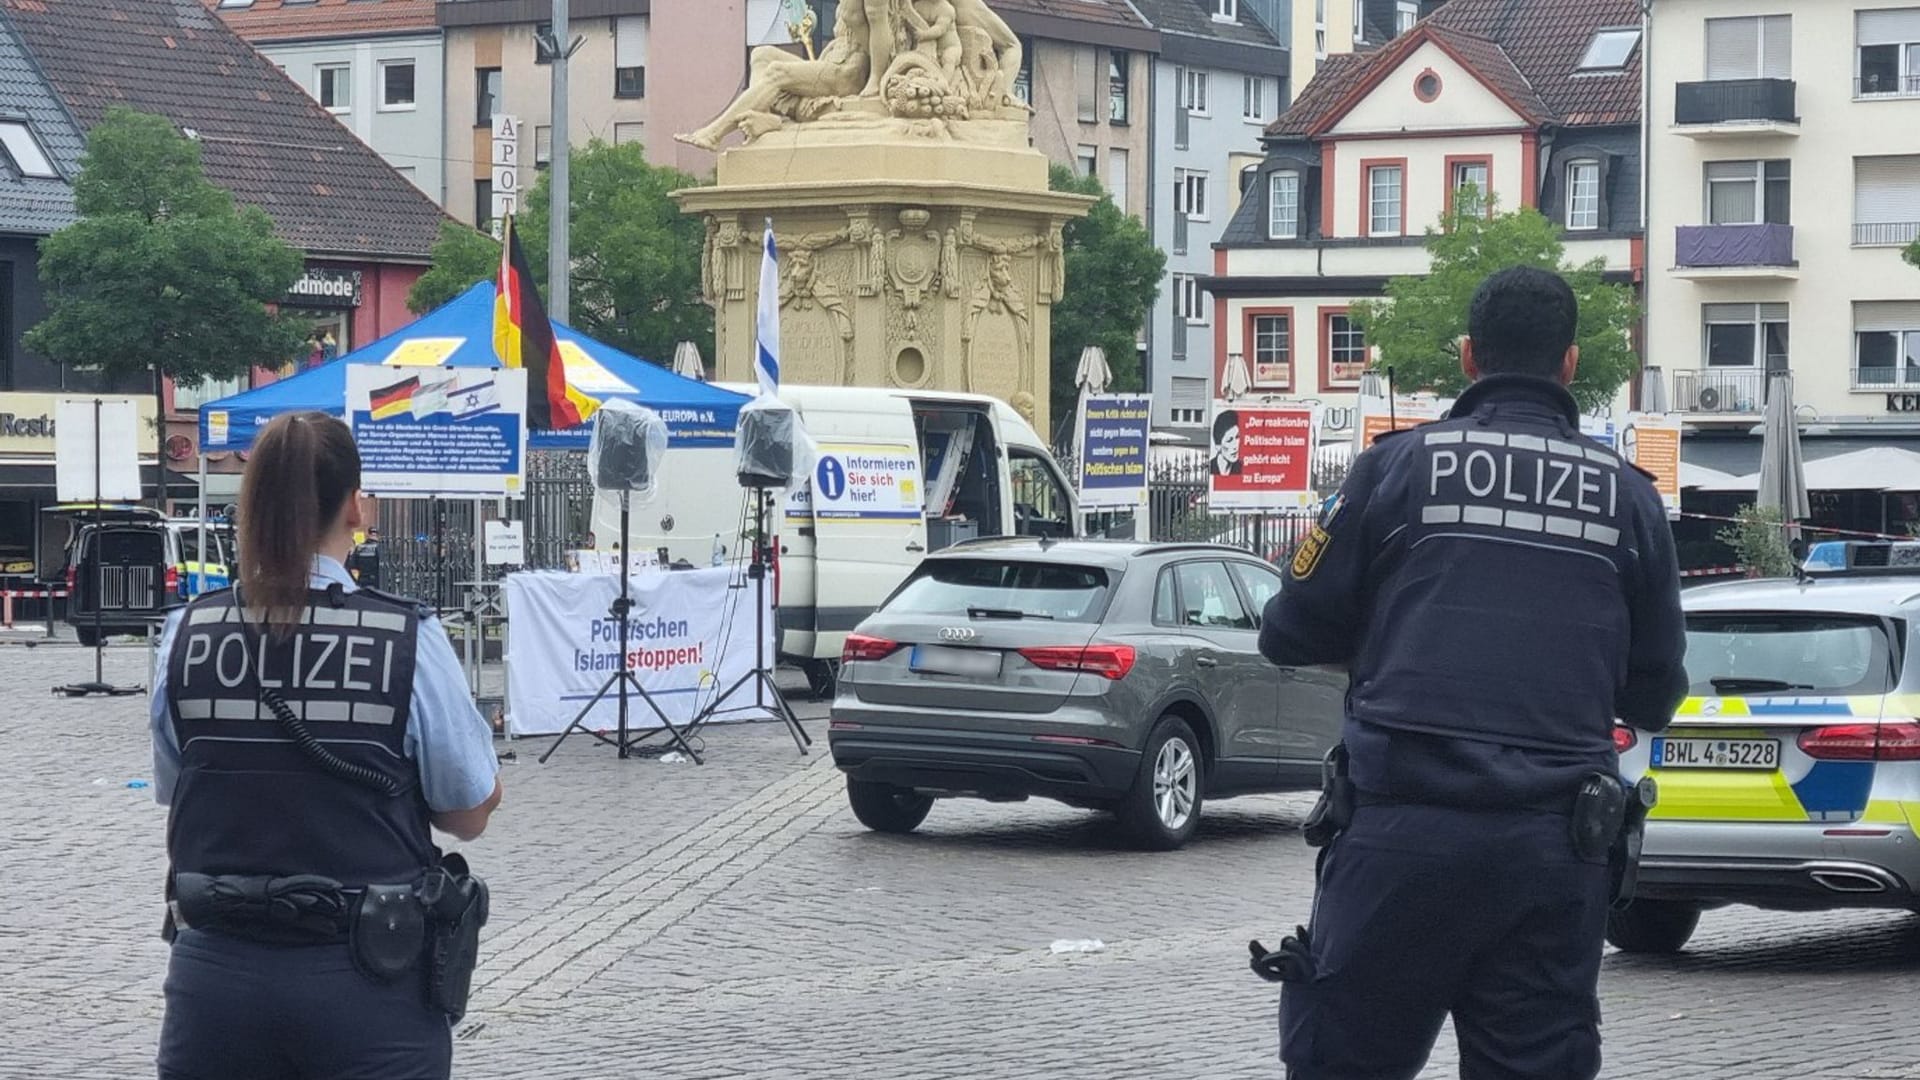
top-left (0, 587), bottom-right (65, 599)
top-left (1680, 566), bottom-right (1743, 578)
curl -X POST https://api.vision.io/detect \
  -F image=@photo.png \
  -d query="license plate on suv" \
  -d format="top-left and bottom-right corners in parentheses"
top-left (1652, 737), bottom-right (1780, 770)
top-left (909, 644), bottom-right (1003, 678)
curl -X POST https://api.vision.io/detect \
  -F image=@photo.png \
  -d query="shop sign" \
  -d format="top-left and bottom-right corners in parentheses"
top-left (1888, 393), bottom-right (1920, 413)
top-left (285, 267), bottom-right (363, 309)
top-left (0, 392), bottom-right (159, 455)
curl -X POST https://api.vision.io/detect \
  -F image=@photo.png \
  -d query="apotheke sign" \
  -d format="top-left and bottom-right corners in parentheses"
top-left (285, 267), bottom-right (364, 309)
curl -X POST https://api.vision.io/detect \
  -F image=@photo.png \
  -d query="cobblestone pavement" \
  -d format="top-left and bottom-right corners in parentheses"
top-left (5, 641), bottom-right (1920, 1079)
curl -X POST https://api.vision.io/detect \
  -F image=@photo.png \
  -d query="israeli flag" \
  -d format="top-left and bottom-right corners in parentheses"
top-left (754, 221), bottom-right (780, 399)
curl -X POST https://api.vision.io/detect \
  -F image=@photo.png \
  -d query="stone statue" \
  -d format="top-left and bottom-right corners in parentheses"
top-left (677, 0), bottom-right (1026, 149)
top-left (965, 252), bottom-right (1030, 349)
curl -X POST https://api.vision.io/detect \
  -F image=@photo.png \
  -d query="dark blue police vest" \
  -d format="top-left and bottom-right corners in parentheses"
top-left (165, 587), bottom-right (435, 885)
top-left (1349, 381), bottom-right (1642, 757)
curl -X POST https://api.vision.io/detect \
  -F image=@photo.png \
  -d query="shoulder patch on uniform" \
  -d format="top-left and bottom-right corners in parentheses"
top-left (1318, 492), bottom-right (1346, 529)
top-left (1290, 525), bottom-right (1331, 580)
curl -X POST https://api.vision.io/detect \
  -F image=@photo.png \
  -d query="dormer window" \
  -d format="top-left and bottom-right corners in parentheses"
top-left (0, 120), bottom-right (57, 179)
top-left (1213, 0), bottom-right (1238, 21)
top-left (1577, 28), bottom-right (1641, 72)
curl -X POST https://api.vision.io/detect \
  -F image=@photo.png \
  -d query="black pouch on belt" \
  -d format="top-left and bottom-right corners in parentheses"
top-left (419, 853), bottom-right (490, 1023)
top-left (350, 883), bottom-right (427, 983)
top-left (1301, 744), bottom-right (1354, 849)
top-left (1570, 772), bottom-right (1629, 863)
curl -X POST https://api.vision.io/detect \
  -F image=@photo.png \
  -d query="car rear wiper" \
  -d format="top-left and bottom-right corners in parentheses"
top-left (1708, 676), bottom-right (1817, 693)
top-left (966, 606), bottom-right (1054, 620)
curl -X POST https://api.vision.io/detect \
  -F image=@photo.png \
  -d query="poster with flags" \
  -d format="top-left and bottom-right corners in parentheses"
top-left (494, 214), bottom-right (602, 431)
top-left (347, 365), bottom-right (528, 496)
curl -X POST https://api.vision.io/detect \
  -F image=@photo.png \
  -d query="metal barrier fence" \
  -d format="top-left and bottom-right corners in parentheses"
top-left (1053, 455), bottom-right (1349, 561)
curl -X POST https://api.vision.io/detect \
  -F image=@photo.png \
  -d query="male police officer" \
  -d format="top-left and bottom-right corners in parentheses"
top-left (1258, 267), bottom-right (1688, 1080)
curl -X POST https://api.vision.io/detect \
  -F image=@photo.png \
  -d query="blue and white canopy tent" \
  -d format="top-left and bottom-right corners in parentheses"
top-left (197, 281), bottom-right (746, 456)
top-left (188, 282), bottom-right (747, 601)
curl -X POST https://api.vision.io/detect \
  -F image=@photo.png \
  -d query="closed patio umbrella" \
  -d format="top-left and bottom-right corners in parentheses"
top-left (1755, 371), bottom-right (1810, 540)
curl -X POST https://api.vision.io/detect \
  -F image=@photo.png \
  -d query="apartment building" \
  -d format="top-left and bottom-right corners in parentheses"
top-left (1645, 2), bottom-right (1920, 464)
top-left (1132, 0), bottom-right (1289, 429)
top-left (1208, 0), bottom-right (1643, 446)
top-left (438, 0), bottom-right (759, 230)
top-left (1287, 0), bottom-right (1445, 96)
top-left (213, 0), bottom-right (446, 203)
top-left (988, 0), bottom-right (1158, 222)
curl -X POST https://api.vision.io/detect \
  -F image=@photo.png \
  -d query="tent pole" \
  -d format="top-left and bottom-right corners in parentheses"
top-left (196, 455), bottom-right (207, 596)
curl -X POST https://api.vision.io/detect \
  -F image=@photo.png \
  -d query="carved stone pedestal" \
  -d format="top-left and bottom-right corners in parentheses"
top-left (674, 142), bottom-right (1091, 437)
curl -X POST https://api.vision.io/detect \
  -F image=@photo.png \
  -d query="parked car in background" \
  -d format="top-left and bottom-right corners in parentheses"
top-left (828, 538), bottom-right (1345, 850)
top-left (1613, 540), bottom-right (1920, 952)
top-left (54, 506), bottom-right (233, 644)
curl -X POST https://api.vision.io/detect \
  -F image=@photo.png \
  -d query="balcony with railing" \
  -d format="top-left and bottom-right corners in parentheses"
top-left (1853, 365), bottom-right (1920, 390)
top-left (1673, 224), bottom-right (1797, 279)
top-left (1854, 221), bottom-right (1920, 248)
top-left (1674, 79), bottom-right (1799, 136)
top-left (1673, 367), bottom-right (1771, 416)
top-left (1855, 74), bottom-right (1920, 99)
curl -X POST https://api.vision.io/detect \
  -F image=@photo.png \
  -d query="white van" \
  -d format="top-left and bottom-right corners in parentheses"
top-left (591, 385), bottom-right (1081, 693)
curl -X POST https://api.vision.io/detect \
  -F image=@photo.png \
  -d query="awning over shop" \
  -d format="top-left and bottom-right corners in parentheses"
top-left (1683, 436), bottom-right (1920, 492)
top-left (1680, 462), bottom-right (1748, 491)
top-left (0, 463), bottom-right (196, 498)
top-left (198, 282), bottom-right (747, 453)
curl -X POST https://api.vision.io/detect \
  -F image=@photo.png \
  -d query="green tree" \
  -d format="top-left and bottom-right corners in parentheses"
top-left (1349, 196), bottom-right (1639, 411)
top-left (1905, 235), bottom-right (1920, 274)
top-left (1047, 165), bottom-right (1165, 430)
top-left (27, 107), bottom-right (305, 481)
top-left (410, 139), bottom-right (712, 362)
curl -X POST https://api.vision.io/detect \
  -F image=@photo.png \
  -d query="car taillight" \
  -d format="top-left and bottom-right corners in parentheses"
top-left (1612, 726), bottom-right (1637, 753)
top-left (166, 565), bottom-right (181, 597)
top-left (1018, 644), bottom-right (1137, 681)
top-left (1798, 721), bottom-right (1920, 761)
top-left (64, 565), bottom-right (75, 593)
top-left (842, 633), bottom-right (900, 663)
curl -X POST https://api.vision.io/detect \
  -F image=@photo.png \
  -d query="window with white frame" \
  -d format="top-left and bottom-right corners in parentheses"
top-left (1578, 28), bottom-right (1641, 72)
top-left (1858, 9), bottom-right (1920, 96)
top-left (615, 15), bottom-right (648, 98)
top-left (1855, 301), bottom-right (1920, 386)
top-left (0, 121), bottom-right (56, 179)
top-left (1316, 28), bottom-right (1327, 57)
top-left (1367, 164), bottom-right (1403, 235)
top-left (1396, 0), bottom-right (1419, 35)
top-left (1268, 170), bottom-right (1300, 239)
top-left (1184, 69), bottom-right (1210, 115)
top-left (1243, 76), bottom-right (1267, 121)
top-left (1705, 159), bottom-right (1790, 225)
top-left (1174, 274), bottom-right (1209, 324)
top-left (1176, 169), bottom-right (1209, 221)
top-left (1109, 50), bottom-right (1131, 123)
top-left (1703, 303), bottom-right (1789, 369)
top-left (1451, 159), bottom-right (1490, 215)
top-left (1854, 155), bottom-right (1920, 247)
top-left (1170, 377), bottom-right (1208, 426)
top-left (1326, 313), bottom-right (1368, 384)
top-left (1566, 159), bottom-right (1601, 229)
top-left (1704, 14), bottom-right (1790, 81)
top-left (1076, 46), bottom-right (1099, 122)
top-left (317, 64), bottom-right (350, 112)
top-left (1213, 0), bottom-right (1238, 20)
top-left (380, 60), bottom-right (416, 110)
top-left (1077, 145), bottom-right (1097, 178)
top-left (1253, 314), bottom-right (1292, 387)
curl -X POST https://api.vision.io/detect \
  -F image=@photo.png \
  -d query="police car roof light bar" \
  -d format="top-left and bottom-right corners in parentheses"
top-left (1800, 540), bottom-right (1920, 579)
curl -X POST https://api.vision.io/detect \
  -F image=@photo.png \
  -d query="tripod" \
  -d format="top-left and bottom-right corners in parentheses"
top-left (56, 398), bottom-right (144, 698)
top-left (689, 486), bottom-right (810, 754)
top-left (539, 489), bottom-right (703, 764)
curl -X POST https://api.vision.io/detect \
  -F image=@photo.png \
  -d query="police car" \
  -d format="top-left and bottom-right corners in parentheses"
top-left (1612, 540), bottom-right (1920, 952)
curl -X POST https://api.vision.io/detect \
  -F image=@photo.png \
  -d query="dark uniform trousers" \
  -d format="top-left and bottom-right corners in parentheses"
top-left (1281, 803), bottom-right (1610, 1080)
top-left (159, 930), bottom-right (451, 1080)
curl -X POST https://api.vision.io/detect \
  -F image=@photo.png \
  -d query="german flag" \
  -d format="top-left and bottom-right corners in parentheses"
top-left (369, 375), bottom-right (420, 421)
top-left (492, 215), bottom-right (599, 430)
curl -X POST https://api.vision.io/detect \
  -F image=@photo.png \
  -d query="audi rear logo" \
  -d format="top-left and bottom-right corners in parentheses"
top-left (940, 627), bottom-right (976, 641)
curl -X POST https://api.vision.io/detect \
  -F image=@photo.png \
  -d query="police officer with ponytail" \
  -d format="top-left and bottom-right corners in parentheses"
top-left (1252, 268), bottom-right (1688, 1080)
top-left (149, 411), bottom-right (502, 1079)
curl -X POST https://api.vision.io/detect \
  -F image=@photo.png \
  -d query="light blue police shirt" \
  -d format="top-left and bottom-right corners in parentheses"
top-left (149, 555), bottom-right (500, 814)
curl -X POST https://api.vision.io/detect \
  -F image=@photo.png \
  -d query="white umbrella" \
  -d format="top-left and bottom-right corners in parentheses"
top-left (1638, 365), bottom-right (1669, 415)
top-left (672, 341), bottom-right (707, 382)
top-left (1755, 372), bottom-right (1810, 540)
top-left (1074, 345), bottom-right (1112, 396)
top-left (1680, 461), bottom-right (1749, 491)
top-left (1800, 447), bottom-right (1920, 492)
top-left (1220, 353), bottom-right (1253, 401)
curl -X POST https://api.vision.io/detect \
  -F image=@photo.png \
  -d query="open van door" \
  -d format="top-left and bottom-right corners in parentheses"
top-left (790, 397), bottom-right (929, 664)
